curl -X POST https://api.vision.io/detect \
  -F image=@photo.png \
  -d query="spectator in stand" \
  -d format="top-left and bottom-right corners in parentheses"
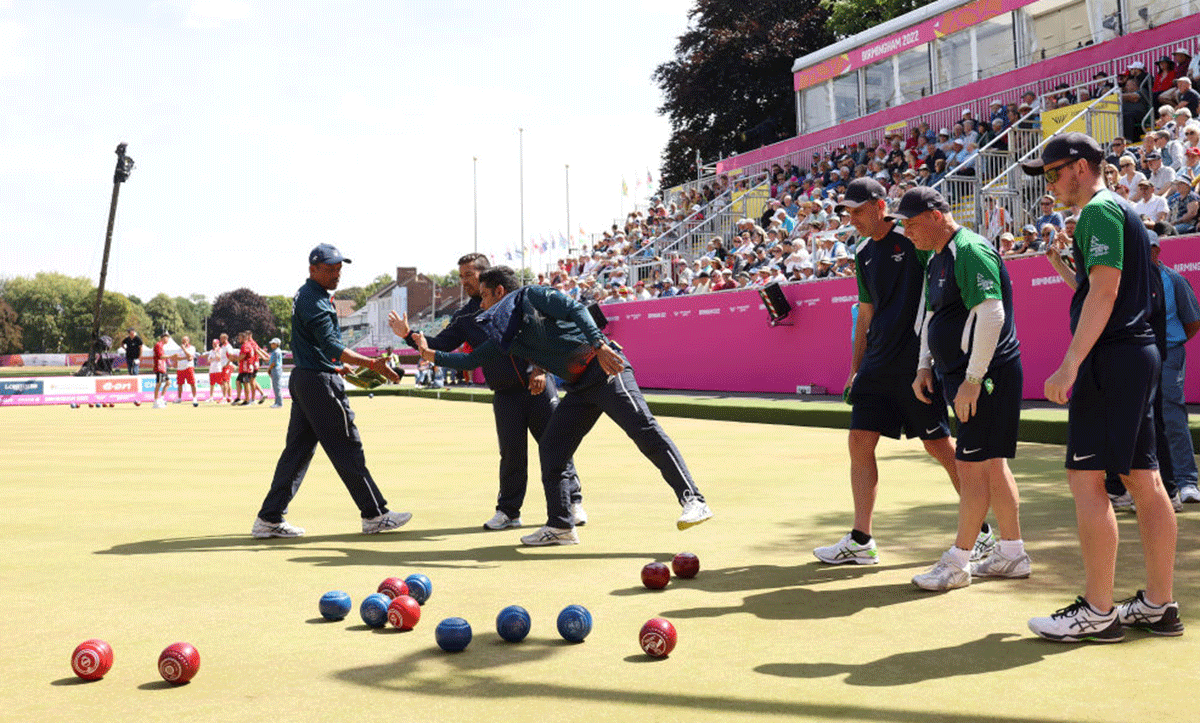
top-left (1144, 151), bottom-right (1176, 194)
top-left (1154, 57), bottom-right (1179, 108)
top-left (1020, 90), bottom-right (1040, 113)
top-left (1177, 77), bottom-right (1200, 117)
top-left (1170, 175), bottom-right (1199, 233)
top-left (984, 196), bottom-right (1011, 246)
top-left (930, 158), bottom-right (948, 186)
top-left (692, 270), bottom-right (712, 294)
top-left (989, 98), bottom-right (1006, 127)
top-left (998, 232), bottom-right (1017, 257)
top-left (1091, 70), bottom-right (1115, 98)
top-left (1038, 223), bottom-right (1057, 251)
top-left (1175, 109), bottom-right (1195, 142)
top-left (1132, 179), bottom-right (1170, 225)
top-left (1184, 146), bottom-right (1200, 179)
top-left (1115, 154), bottom-right (1147, 195)
top-left (1121, 76), bottom-right (1150, 142)
top-left (962, 119), bottom-right (980, 147)
top-left (1013, 224), bottom-right (1038, 254)
top-left (1035, 195), bottom-right (1064, 231)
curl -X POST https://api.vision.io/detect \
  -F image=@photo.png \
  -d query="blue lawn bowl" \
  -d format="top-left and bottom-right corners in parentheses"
top-left (496, 605), bottom-right (532, 643)
top-left (556, 604), bottom-right (592, 643)
top-left (319, 591), bottom-right (352, 621)
top-left (405, 574), bottom-right (432, 605)
top-left (435, 617), bottom-right (472, 652)
top-left (359, 593), bottom-right (390, 628)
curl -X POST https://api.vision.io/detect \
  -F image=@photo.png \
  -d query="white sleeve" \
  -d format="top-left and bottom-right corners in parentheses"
top-left (918, 312), bottom-right (933, 371)
top-left (965, 298), bottom-right (1004, 380)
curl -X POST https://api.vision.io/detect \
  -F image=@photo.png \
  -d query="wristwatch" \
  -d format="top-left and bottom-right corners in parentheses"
top-left (965, 374), bottom-right (983, 385)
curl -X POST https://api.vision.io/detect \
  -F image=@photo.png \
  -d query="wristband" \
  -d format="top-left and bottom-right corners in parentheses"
top-left (965, 374), bottom-right (983, 385)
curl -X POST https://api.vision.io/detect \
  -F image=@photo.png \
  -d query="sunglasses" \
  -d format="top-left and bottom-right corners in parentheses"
top-left (1043, 160), bottom-right (1075, 184)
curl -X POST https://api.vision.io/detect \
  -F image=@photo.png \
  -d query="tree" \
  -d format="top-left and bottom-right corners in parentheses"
top-left (145, 293), bottom-right (185, 338)
top-left (0, 273), bottom-right (93, 352)
top-left (209, 288), bottom-right (277, 344)
top-left (333, 286), bottom-right (367, 308)
top-left (653, 0), bottom-right (834, 188)
top-left (265, 295), bottom-right (293, 348)
top-left (821, 0), bottom-right (938, 40)
top-left (173, 294), bottom-right (210, 344)
top-left (0, 298), bottom-right (22, 353)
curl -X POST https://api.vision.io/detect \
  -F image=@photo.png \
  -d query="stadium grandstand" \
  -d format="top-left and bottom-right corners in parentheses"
top-left (545, 0), bottom-right (1199, 299)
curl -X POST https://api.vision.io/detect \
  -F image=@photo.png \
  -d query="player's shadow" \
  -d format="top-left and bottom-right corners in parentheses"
top-left (756, 632), bottom-right (1087, 685)
top-left (93, 526), bottom-right (492, 556)
top-left (658, 581), bottom-right (927, 621)
top-left (609, 561), bottom-right (927, 597)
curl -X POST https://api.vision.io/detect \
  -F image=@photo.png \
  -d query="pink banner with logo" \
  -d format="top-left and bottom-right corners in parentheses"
top-left (605, 237), bottom-right (1200, 402)
top-left (793, 0), bottom-right (1038, 92)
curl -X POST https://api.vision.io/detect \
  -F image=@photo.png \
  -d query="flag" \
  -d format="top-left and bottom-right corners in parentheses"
top-left (646, 169), bottom-right (653, 186)
top-left (621, 177), bottom-right (628, 196)
top-left (504, 247), bottom-right (513, 261)
top-left (557, 231), bottom-right (567, 248)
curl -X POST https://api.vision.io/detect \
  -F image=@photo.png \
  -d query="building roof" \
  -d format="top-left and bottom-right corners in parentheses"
top-left (333, 299), bottom-right (357, 318)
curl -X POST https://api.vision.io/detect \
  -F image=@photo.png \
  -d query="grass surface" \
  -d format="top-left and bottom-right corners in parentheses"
top-left (2, 397), bottom-right (1198, 722)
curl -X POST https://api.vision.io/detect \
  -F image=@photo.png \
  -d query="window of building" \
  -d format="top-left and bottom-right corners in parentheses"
top-left (832, 73), bottom-right (861, 124)
top-left (896, 44), bottom-right (932, 105)
top-left (863, 58), bottom-right (896, 114)
top-left (976, 16), bottom-right (1015, 80)
top-left (934, 29), bottom-right (974, 91)
top-left (800, 84), bottom-right (834, 133)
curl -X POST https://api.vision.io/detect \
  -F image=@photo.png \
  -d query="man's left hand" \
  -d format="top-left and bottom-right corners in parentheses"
top-left (596, 343), bottom-right (625, 375)
top-left (954, 379), bottom-right (981, 423)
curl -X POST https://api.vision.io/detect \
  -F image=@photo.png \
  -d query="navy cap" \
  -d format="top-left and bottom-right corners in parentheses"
top-left (892, 186), bottom-right (950, 219)
top-left (835, 178), bottom-right (887, 213)
top-left (1020, 132), bottom-right (1104, 175)
top-left (309, 244), bottom-right (352, 265)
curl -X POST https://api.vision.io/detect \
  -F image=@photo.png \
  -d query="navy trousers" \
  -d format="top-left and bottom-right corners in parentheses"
top-left (493, 376), bottom-right (582, 519)
top-left (257, 369), bottom-right (389, 522)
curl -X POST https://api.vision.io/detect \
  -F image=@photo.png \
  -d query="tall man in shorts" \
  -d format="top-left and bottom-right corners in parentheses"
top-left (207, 338), bottom-right (229, 403)
top-left (152, 332), bottom-right (171, 408)
top-left (174, 335), bottom-right (199, 406)
top-left (813, 178), bottom-right (964, 565)
top-left (1023, 133), bottom-right (1181, 642)
top-left (894, 187), bottom-right (1030, 591)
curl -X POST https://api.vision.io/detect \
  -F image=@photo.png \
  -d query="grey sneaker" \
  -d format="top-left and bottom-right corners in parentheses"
top-left (813, 533), bottom-right (879, 565)
top-left (912, 551), bottom-right (970, 591)
top-left (483, 511), bottom-right (522, 530)
top-left (1028, 597), bottom-right (1124, 643)
top-left (1170, 490), bottom-right (1183, 513)
top-left (572, 503), bottom-right (589, 526)
top-left (362, 510), bottom-right (412, 534)
top-left (520, 526), bottom-right (579, 546)
top-left (1109, 492), bottom-right (1135, 512)
top-left (971, 548), bottom-right (1032, 578)
top-left (1115, 590), bottom-right (1184, 636)
top-left (971, 527), bottom-right (997, 563)
top-left (252, 517), bottom-right (305, 539)
top-left (1180, 484), bottom-right (1200, 504)
top-left (677, 499), bottom-right (713, 530)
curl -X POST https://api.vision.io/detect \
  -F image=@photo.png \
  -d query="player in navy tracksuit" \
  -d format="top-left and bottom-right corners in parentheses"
top-left (411, 266), bottom-right (712, 546)
top-left (1023, 133), bottom-right (1181, 642)
top-left (389, 253), bottom-right (584, 531)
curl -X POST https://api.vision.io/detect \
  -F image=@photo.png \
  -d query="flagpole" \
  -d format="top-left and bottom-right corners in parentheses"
top-left (564, 164), bottom-right (571, 254)
top-left (472, 155), bottom-right (478, 253)
top-left (518, 127), bottom-right (525, 274)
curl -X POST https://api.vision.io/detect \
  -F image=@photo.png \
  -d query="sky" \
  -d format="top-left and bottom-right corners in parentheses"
top-left (1, 0), bottom-right (694, 301)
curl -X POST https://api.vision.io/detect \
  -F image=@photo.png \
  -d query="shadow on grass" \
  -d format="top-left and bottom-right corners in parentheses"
top-left (755, 632), bottom-right (1088, 686)
top-left (331, 644), bottom-right (1086, 723)
top-left (609, 560), bottom-right (927, 598)
top-left (657, 581), bottom-right (928, 621)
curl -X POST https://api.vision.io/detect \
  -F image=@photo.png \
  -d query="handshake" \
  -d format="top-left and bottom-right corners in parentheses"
top-left (387, 311), bottom-right (433, 362)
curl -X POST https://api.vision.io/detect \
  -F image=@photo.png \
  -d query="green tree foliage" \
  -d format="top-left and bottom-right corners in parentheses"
top-left (333, 273), bottom-right (395, 307)
top-left (653, 0), bottom-right (834, 188)
top-left (145, 293), bottom-right (185, 338)
top-left (821, 0), bottom-right (938, 39)
top-left (265, 295), bottom-right (293, 347)
top-left (0, 272), bottom-right (139, 352)
top-left (0, 297), bottom-right (22, 354)
top-left (209, 288), bottom-right (277, 344)
top-left (172, 294), bottom-right (210, 344)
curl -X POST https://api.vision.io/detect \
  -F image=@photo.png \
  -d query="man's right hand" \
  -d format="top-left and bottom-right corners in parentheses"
top-left (374, 358), bottom-right (400, 383)
top-left (843, 372), bottom-right (856, 405)
top-left (912, 368), bottom-right (935, 404)
top-left (387, 311), bottom-right (410, 338)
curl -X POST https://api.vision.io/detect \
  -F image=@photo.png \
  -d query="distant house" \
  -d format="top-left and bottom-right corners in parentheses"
top-left (340, 282), bottom-right (409, 350)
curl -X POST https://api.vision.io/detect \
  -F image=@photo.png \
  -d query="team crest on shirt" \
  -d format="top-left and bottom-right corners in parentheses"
top-left (892, 244), bottom-right (904, 263)
top-left (938, 268), bottom-right (947, 287)
top-left (1089, 236), bottom-right (1109, 259)
top-left (976, 273), bottom-right (994, 292)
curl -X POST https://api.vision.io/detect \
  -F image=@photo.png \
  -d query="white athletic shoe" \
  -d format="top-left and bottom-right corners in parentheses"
top-left (1181, 484), bottom-right (1200, 504)
top-left (912, 551), bottom-right (970, 591)
top-left (677, 499), bottom-right (713, 530)
top-left (251, 517), bottom-right (305, 539)
top-left (813, 533), bottom-right (878, 565)
top-left (362, 510), bottom-right (412, 534)
top-left (572, 503), bottom-right (589, 526)
top-left (971, 548), bottom-right (1032, 578)
top-left (1170, 490), bottom-right (1183, 513)
top-left (970, 527), bottom-right (997, 563)
top-left (1115, 590), bottom-right (1184, 636)
top-left (1108, 492), bottom-right (1135, 512)
top-left (483, 511), bottom-right (522, 530)
top-left (520, 525), bottom-right (579, 546)
top-left (1028, 597), bottom-right (1124, 643)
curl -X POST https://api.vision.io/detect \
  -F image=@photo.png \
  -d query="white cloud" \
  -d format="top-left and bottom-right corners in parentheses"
top-left (164, 0), bottom-right (251, 29)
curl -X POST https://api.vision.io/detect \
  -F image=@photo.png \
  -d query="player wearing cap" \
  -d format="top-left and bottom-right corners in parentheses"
top-left (388, 252), bottom-right (586, 532)
top-left (892, 187), bottom-right (1029, 591)
top-left (253, 244), bottom-right (412, 538)
top-left (409, 265), bottom-right (711, 546)
top-left (266, 337), bottom-right (284, 408)
top-left (1022, 132), bottom-right (1181, 642)
top-left (813, 178), bottom-right (966, 567)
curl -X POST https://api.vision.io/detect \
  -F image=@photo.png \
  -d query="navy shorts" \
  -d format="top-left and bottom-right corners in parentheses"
top-left (940, 358), bottom-right (1022, 462)
top-left (1067, 343), bottom-right (1159, 475)
top-left (850, 371), bottom-right (950, 440)
top-left (155, 371), bottom-right (169, 384)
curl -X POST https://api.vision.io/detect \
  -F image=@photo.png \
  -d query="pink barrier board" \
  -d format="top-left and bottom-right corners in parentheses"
top-left (0, 372), bottom-right (291, 407)
top-left (604, 238), bottom-right (1200, 402)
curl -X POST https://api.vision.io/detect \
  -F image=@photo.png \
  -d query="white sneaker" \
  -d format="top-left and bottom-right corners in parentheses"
top-left (483, 511), bottom-right (522, 530)
top-left (1170, 490), bottom-right (1183, 512)
top-left (677, 499), bottom-right (712, 530)
top-left (912, 551), bottom-right (970, 591)
top-left (813, 533), bottom-right (878, 565)
top-left (1115, 590), bottom-right (1184, 636)
top-left (362, 510), bottom-right (412, 534)
top-left (1181, 484), bottom-right (1200, 504)
top-left (251, 517), bottom-right (305, 538)
top-left (572, 503), bottom-right (588, 526)
top-left (1109, 492), bottom-right (1135, 512)
top-left (520, 525), bottom-right (579, 546)
top-left (1028, 597), bottom-right (1124, 643)
top-left (971, 548), bottom-right (1032, 578)
top-left (971, 527), bottom-right (997, 563)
